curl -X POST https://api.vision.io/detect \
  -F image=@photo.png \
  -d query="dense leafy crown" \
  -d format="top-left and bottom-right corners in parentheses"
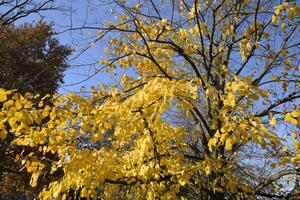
top-left (0, 21), bottom-right (72, 95)
top-left (0, 0), bottom-right (300, 199)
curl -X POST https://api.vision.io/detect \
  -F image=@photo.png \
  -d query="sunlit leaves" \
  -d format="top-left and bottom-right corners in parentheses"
top-left (269, 116), bottom-right (277, 127)
top-left (285, 110), bottom-right (299, 126)
top-left (0, 88), bottom-right (8, 102)
top-left (0, 0), bottom-right (299, 199)
top-left (0, 76), bottom-right (199, 198)
top-left (224, 138), bottom-right (234, 151)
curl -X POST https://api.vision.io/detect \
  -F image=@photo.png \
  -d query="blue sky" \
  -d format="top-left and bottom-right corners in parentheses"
top-left (54, 0), bottom-right (115, 94)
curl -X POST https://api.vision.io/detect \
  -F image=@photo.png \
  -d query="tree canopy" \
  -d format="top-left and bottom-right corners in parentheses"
top-left (0, 21), bottom-right (72, 95)
top-left (0, 20), bottom-right (71, 199)
top-left (0, 0), bottom-right (300, 199)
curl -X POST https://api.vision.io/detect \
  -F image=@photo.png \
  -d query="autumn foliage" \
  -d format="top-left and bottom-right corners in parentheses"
top-left (0, 0), bottom-right (300, 199)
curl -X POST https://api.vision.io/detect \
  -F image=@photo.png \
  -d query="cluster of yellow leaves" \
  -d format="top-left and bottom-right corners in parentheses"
top-left (284, 110), bottom-right (300, 126)
top-left (272, 2), bottom-right (300, 24)
top-left (0, 76), bottom-right (200, 199)
top-left (271, 1), bottom-right (300, 35)
top-left (291, 132), bottom-right (300, 164)
top-left (238, 23), bottom-right (263, 61)
top-left (26, 159), bottom-right (46, 188)
top-left (0, 88), bottom-right (10, 102)
top-left (2, 76), bottom-right (280, 198)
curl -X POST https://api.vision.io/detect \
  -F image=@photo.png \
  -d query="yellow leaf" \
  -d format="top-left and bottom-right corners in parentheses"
top-left (291, 155), bottom-right (300, 164)
top-left (15, 99), bottom-right (23, 110)
top-left (38, 101), bottom-right (44, 107)
top-left (205, 165), bottom-right (211, 175)
top-left (8, 117), bottom-right (17, 128)
top-left (44, 105), bottom-right (51, 112)
top-left (282, 51), bottom-right (290, 59)
top-left (220, 133), bottom-right (228, 143)
top-left (208, 137), bottom-right (218, 152)
top-left (271, 15), bottom-right (278, 23)
top-left (226, 92), bottom-right (236, 107)
top-left (23, 100), bottom-right (33, 109)
top-left (0, 128), bottom-right (7, 140)
top-left (29, 172), bottom-right (40, 187)
top-left (291, 132), bottom-right (297, 139)
top-left (284, 113), bottom-right (298, 125)
top-left (291, 110), bottom-right (299, 118)
top-left (269, 117), bottom-right (277, 126)
top-left (80, 187), bottom-right (88, 197)
top-left (178, 174), bottom-right (189, 186)
top-left (225, 138), bottom-right (234, 151)
top-left (282, 146), bottom-right (288, 151)
top-left (214, 130), bottom-right (221, 138)
top-left (0, 89), bottom-right (7, 102)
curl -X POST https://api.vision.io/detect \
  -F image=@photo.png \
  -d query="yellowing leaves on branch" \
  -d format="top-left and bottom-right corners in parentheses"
top-left (0, 0), bottom-right (300, 199)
